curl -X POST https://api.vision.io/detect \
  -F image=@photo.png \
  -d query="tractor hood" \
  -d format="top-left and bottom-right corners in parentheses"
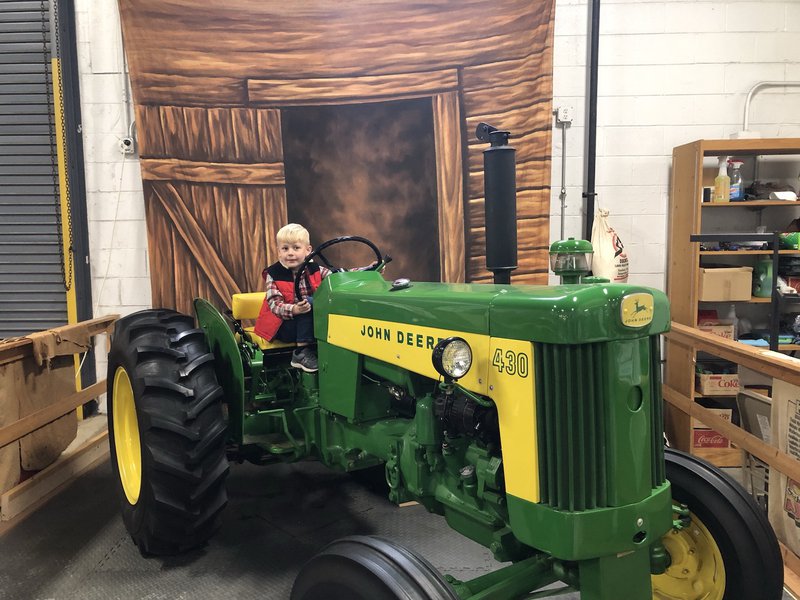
top-left (314, 271), bottom-right (670, 345)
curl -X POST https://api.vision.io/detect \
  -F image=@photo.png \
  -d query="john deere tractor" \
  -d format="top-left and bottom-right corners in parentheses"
top-left (106, 126), bottom-right (783, 600)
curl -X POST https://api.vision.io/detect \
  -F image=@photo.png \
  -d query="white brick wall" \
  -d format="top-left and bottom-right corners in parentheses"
top-left (73, 1), bottom-right (800, 313)
top-left (550, 0), bottom-right (800, 288)
top-left (75, 0), bottom-right (151, 387)
top-left (75, 2), bottom-right (150, 292)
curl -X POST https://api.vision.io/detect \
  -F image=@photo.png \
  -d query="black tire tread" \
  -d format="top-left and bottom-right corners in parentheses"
top-left (185, 386), bottom-right (224, 420)
top-left (108, 308), bottom-right (229, 556)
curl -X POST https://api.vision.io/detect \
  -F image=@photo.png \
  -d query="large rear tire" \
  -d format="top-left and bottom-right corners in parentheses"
top-left (107, 309), bottom-right (229, 556)
top-left (290, 536), bottom-right (459, 600)
top-left (652, 448), bottom-right (783, 599)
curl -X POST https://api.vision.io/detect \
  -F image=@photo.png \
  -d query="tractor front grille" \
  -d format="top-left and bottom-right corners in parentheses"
top-left (535, 342), bottom-right (608, 511)
top-left (534, 336), bottom-right (666, 512)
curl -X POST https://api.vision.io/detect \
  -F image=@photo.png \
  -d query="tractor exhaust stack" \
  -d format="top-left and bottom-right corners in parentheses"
top-left (476, 123), bottom-right (518, 285)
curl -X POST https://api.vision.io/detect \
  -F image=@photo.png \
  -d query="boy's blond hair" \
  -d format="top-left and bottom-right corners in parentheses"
top-left (276, 223), bottom-right (310, 246)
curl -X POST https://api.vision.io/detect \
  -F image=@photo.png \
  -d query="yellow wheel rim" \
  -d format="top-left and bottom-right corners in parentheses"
top-left (113, 366), bottom-right (142, 505)
top-left (652, 511), bottom-right (725, 600)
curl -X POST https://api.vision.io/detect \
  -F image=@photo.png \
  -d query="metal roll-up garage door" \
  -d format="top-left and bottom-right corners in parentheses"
top-left (0, 0), bottom-right (68, 339)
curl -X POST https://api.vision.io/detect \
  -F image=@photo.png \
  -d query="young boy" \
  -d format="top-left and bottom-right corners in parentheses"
top-left (253, 223), bottom-right (330, 373)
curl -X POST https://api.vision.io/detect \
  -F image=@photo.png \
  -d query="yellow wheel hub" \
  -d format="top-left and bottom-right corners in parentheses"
top-left (113, 366), bottom-right (142, 505)
top-left (652, 512), bottom-right (725, 600)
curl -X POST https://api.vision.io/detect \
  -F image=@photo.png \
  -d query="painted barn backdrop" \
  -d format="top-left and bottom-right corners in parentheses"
top-left (118, 0), bottom-right (556, 314)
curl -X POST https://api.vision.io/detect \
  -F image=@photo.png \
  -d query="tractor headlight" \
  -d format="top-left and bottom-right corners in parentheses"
top-left (432, 337), bottom-right (472, 380)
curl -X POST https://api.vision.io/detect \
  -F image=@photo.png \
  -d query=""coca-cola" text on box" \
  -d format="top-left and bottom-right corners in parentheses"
top-left (693, 429), bottom-right (730, 448)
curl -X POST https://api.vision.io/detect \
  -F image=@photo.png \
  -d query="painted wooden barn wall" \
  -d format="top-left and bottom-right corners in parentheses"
top-left (119, 0), bottom-right (555, 312)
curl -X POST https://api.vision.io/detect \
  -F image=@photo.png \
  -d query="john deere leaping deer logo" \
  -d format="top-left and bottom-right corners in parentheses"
top-left (621, 293), bottom-right (654, 327)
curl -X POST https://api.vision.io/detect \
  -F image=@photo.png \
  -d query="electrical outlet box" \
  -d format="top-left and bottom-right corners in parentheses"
top-left (555, 106), bottom-right (574, 124)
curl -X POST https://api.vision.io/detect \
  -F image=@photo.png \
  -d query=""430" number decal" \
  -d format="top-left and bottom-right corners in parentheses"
top-left (492, 348), bottom-right (529, 378)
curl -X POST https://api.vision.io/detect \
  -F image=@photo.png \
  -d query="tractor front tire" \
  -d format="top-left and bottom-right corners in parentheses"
top-left (107, 309), bottom-right (229, 556)
top-left (291, 536), bottom-right (459, 600)
top-left (652, 448), bottom-right (783, 599)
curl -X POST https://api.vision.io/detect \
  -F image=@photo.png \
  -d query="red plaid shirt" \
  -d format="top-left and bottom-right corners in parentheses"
top-left (265, 265), bottom-right (331, 319)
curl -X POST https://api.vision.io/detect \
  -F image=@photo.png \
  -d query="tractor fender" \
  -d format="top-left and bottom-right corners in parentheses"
top-left (194, 298), bottom-right (245, 442)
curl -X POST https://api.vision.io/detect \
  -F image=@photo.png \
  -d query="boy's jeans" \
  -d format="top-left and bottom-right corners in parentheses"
top-left (275, 311), bottom-right (314, 344)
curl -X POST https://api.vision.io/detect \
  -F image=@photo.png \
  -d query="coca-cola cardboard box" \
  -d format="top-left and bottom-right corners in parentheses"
top-left (692, 408), bottom-right (732, 449)
top-left (769, 379), bottom-right (800, 555)
top-left (692, 429), bottom-right (729, 448)
top-left (697, 323), bottom-right (735, 340)
top-left (696, 311), bottom-right (735, 340)
top-left (696, 373), bottom-right (739, 396)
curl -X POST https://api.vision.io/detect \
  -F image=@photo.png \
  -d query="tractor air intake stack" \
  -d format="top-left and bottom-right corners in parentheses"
top-left (476, 123), bottom-right (517, 285)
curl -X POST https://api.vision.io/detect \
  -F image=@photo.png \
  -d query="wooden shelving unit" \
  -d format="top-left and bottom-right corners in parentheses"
top-left (702, 200), bottom-right (800, 208)
top-left (700, 250), bottom-right (800, 255)
top-left (665, 138), bottom-right (800, 463)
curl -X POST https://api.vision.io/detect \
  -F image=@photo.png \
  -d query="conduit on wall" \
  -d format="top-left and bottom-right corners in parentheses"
top-left (583, 0), bottom-right (601, 241)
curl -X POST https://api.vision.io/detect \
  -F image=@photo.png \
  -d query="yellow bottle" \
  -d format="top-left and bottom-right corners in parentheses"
top-left (713, 156), bottom-right (730, 203)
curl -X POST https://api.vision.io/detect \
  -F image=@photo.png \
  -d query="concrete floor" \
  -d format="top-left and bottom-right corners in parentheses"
top-left (0, 457), bottom-right (792, 600)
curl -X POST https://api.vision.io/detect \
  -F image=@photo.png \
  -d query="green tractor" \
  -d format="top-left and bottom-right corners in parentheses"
top-left (106, 126), bottom-right (782, 600)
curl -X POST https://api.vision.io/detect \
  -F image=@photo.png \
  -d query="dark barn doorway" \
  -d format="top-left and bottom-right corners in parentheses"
top-left (281, 98), bottom-right (440, 282)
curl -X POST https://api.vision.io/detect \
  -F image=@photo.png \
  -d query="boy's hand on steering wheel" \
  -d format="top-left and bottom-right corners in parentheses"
top-left (368, 260), bottom-right (387, 274)
top-left (292, 299), bottom-right (311, 315)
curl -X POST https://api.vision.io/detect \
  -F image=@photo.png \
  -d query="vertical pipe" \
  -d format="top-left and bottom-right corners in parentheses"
top-left (583, 0), bottom-right (601, 241)
top-left (560, 124), bottom-right (567, 240)
top-left (477, 123), bottom-right (518, 285)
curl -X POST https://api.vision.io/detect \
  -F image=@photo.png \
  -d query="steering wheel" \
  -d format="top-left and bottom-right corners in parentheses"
top-left (294, 235), bottom-right (385, 301)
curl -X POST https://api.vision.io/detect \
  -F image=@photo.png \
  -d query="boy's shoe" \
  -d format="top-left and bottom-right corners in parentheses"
top-left (291, 347), bottom-right (318, 373)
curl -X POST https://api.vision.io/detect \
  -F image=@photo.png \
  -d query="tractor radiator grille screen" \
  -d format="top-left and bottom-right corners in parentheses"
top-left (534, 337), bottom-right (666, 511)
top-left (535, 342), bottom-right (608, 510)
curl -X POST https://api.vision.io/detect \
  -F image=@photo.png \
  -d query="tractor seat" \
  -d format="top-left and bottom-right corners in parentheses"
top-left (231, 292), bottom-right (296, 351)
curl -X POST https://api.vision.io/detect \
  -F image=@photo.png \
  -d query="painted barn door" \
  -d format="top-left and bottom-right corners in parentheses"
top-left (136, 106), bottom-right (287, 314)
top-left (247, 72), bottom-right (465, 285)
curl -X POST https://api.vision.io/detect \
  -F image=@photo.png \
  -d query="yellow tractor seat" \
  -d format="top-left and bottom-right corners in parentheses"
top-left (232, 292), bottom-right (267, 320)
top-left (231, 292), bottom-right (296, 351)
top-left (241, 328), bottom-right (296, 351)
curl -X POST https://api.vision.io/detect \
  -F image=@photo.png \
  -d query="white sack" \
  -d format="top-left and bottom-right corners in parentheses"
top-left (590, 208), bottom-right (629, 283)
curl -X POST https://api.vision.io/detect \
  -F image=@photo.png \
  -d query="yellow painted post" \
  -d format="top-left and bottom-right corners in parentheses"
top-left (52, 57), bottom-right (84, 417)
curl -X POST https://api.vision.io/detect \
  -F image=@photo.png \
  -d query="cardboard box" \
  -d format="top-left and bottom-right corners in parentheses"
top-left (698, 266), bottom-right (753, 301)
top-left (692, 407), bottom-right (733, 430)
top-left (786, 277), bottom-right (800, 294)
top-left (692, 428), bottom-right (730, 448)
top-left (769, 380), bottom-right (800, 555)
top-left (696, 372), bottom-right (739, 396)
top-left (698, 323), bottom-right (735, 340)
top-left (692, 407), bottom-right (733, 449)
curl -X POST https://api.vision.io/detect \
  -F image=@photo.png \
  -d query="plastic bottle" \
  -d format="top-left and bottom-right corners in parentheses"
top-left (729, 159), bottom-right (744, 201)
top-left (713, 156), bottom-right (730, 203)
top-left (752, 257), bottom-right (773, 297)
top-left (723, 303), bottom-right (739, 340)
